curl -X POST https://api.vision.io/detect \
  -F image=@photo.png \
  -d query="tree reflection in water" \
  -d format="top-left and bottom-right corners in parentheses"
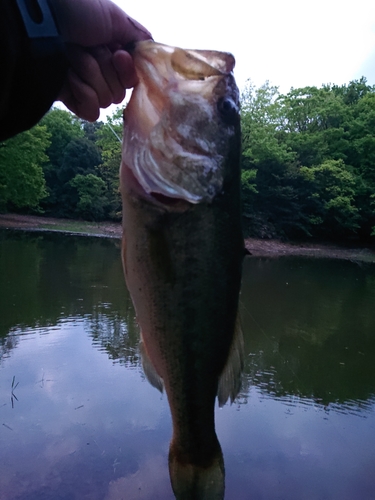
top-left (1, 230), bottom-right (375, 499)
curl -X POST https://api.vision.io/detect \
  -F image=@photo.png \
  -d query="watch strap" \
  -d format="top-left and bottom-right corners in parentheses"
top-left (15, 0), bottom-right (59, 39)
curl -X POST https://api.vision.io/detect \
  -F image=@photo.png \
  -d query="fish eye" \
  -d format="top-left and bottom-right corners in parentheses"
top-left (217, 97), bottom-right (238, 124)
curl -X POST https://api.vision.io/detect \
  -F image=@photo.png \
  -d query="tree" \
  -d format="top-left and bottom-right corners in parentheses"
top-left (38, 106), bottom-right (123, 221)
top-left (240, 81), bottom-right (302, 237)
top-left (70, 173), bottom-right (107, 220)
top-left (0, 125), bottom-right (49, 211)
top-left (332, 80), bottom-right (375, 238)
top-left (55, 137), bottom-right (103, 217)
top-left (279, 86), bottom-right (350, 167)
top-left (331, 77), bottom-right (373, 106)
top-left (40, 108), bottom-right (83, 168)
top-left (241, 80), bottom-right (294, 167)
top-left (95, 107), bottom-right (123, 219)
top-left (81, 120), bottom-right (103, 143)
top-left (39, 108), bottom-right (84, 215)
top-left (240, 78), bottom-right (375, 241)
top-left (299, 160), bottom-right (360, 237)
top-left (59, 137), bottom-right (102, 184)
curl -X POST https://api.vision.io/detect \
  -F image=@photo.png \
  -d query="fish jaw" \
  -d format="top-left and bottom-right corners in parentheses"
top-left (122, 40), bottom-right (240, 205)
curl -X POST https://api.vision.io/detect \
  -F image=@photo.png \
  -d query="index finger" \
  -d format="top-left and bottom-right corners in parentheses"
top-left (51, 0), bottom-right (152, 48)
top-left (111, 8), bottom-right (153, 48)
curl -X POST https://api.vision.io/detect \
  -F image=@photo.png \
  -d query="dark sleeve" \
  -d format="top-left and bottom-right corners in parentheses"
top-left (0, 0), bottom-right (69, 141)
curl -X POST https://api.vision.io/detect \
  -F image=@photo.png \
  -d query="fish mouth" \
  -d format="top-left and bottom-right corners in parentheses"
top-left (122, 41), bottom-right (239, 205)
top-left (132, 40), bottom-right (235, 85)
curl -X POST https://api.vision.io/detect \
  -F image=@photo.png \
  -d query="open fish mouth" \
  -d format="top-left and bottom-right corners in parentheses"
top-left (122, 41), bottom-right (240, 205)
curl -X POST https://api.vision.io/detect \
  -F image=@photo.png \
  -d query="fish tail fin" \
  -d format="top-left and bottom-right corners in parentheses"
top-left (139, 338), bottom-right (164, 393)
top-left (168, 440), bottom-right (225, 500)
top-left (217, 311), bottom-right (244, 407)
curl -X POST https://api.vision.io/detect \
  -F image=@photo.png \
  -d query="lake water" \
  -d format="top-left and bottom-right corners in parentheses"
top-left (0, 230), bottom-right (374, 500)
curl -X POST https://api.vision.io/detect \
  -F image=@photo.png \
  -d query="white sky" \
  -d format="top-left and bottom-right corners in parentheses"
top-left (115, 0), bottom-right (375, 93)
top-left (93, 0), bottom-right (375, 120)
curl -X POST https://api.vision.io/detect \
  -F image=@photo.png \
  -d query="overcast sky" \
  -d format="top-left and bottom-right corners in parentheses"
top-left (92, 0), bottom-right (375, 120)
top-left (116, 0), bottom-right (375, 93)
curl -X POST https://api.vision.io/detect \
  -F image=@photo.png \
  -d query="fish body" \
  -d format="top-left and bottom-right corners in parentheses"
top-left (120, 41), bottom-right (243, 499)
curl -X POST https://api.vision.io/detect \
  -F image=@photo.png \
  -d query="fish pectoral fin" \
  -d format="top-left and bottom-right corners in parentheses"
top-left (139, 339), bottom-right (164, 393)
top-left (217, 312), bottom-right (244, 407)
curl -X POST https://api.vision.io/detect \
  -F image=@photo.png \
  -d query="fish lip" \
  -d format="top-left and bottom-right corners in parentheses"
top-left (132, 40), bottom-right (236, 79)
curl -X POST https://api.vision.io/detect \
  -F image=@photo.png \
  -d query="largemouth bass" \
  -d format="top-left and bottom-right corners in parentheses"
top-left (120, 40), bottom-right (244, 499)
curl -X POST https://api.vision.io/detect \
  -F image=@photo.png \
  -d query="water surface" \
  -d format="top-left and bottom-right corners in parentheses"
top-left (1, 230), bottom-right (374, 499)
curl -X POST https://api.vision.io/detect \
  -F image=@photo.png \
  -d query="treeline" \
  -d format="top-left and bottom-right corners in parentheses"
top-left (0, 107), bottom-right (123, 221)
top-left (1, 77), bottom-right (375, 242)
top-left (241, 77), bottom-right (375, 241)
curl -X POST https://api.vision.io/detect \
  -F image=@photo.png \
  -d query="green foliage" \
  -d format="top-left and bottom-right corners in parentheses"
top-left (299, 160), bottom-right (360, 236)
top-left (70, 173), bottom-right (107, 220)
top-left (40, 108), bottom-right (83, 168)
top-left (59, 137), bottom-right (102, 183)
top-left (40, 108), bottom-right (85, 215)
top-left (241, 78), bottom-right (375, 241)
top-left (241, 169), bottom-right (258, 196)
top-left (279, 86), bottom-right (350, 166)
top-left (55, 137), bottom-right (103, 217)
top-left (0, 126), bottom-right (49, 211)
top-left (241, 81), bottom-right (295, 166)
top-left (95, 107), bottom-right (123, 219)
top-left (81, 120), bottom-right (103, 143)
top-left (241, 169), bottom-right (258, 231)
top-left (36, 106), bottom-right (122, 221)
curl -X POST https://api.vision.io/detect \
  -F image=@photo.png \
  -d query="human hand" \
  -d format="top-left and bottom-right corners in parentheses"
top-left (50, 0), bottom-right (152, 120)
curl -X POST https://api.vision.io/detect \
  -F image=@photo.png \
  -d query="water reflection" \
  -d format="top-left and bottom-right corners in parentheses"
top-left (240, 257), bottom-right (375, 410)
top-left (1, 230), bottom-right (375, 499)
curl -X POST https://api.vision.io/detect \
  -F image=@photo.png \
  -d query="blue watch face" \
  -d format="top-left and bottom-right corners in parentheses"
top-left (16, 0), bottom-right (59, 38)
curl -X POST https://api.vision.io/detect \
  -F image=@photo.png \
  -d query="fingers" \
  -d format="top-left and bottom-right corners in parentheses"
top-left (112, 11), bottom-right (153, 47)
top-left (50, 0), bottom-right (152, 121)
top-left (89, 46), bottom-right (126, 104)
top-left (66, 45), bottom-right (113, 108)
top-left (112, 50), bottom-right (138, 89)
top-left (59, 69), bottom-right (101, 121)
top-left (59, 44), bottom-right (136, 121)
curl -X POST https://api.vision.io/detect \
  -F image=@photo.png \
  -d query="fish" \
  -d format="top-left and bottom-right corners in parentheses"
top-left (120, 40), bottom-right (244, 499)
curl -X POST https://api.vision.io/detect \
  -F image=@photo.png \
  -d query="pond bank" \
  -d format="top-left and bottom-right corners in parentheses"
top-left (0, 213), bottom-right (121, 239)
top-left (244, 238), bottom-right (375, 262)
top-left (1, 213), bottom-right (374, 262)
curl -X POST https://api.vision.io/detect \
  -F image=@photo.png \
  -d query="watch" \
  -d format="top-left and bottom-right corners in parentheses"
top-left (16, 0), bottom-right (59, 37)
top-left (15, 0), bottom-right (65, 58)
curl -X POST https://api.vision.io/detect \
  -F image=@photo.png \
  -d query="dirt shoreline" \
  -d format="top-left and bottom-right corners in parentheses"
top-left (0, 213), bottom-right (122, 239)
top-left (1, 213), bottom-right (374, 262)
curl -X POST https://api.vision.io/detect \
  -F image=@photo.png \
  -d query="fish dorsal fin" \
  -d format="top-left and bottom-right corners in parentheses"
top-left (139, 339), bottom-right (164, 393)
top-left (217, 312), bottom-right (244, 407)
